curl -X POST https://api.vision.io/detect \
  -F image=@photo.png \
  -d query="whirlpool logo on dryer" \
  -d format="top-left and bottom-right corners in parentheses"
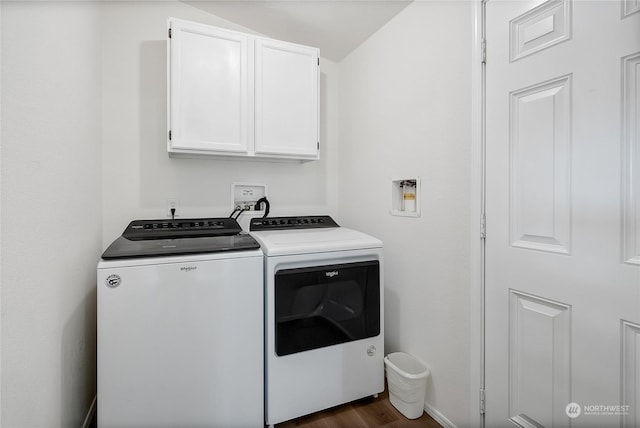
top-left (180, 266), bottom-right (197, 272)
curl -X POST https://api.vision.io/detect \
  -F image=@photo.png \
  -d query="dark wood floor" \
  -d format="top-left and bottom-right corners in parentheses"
top-left (89, 388), bottom-right (441, 427)
top-left (276, 388), bottom-right (442, 428)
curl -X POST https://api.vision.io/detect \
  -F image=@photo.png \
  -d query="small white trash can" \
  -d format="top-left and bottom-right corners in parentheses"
top-left (384, 352), bottom-right (430, 419)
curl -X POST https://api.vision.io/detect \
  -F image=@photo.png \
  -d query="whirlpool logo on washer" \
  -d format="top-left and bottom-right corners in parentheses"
top-left (325, 270), bottom-right (339, 278)
top-left (180, 266), bottom-right (197, 272)
top-left (105, 274), bottom-right (121, 288)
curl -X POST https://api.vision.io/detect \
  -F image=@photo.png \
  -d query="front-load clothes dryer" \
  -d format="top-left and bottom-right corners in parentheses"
top-left (250, 216), bottom-right (384, 427)
top-left (97, 218), bottom-right (263, 428)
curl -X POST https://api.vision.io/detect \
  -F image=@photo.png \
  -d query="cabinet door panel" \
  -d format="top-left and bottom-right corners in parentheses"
top-left (255, 39), bottom-right (319, 158)
top-left (169, 20), bottom-right (249, 153)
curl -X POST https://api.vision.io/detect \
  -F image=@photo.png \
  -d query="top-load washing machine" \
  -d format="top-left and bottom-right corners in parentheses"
top-left (250, 215), bottom-right (384, 426)
top-left (97, 218), bottom-right (264, 428)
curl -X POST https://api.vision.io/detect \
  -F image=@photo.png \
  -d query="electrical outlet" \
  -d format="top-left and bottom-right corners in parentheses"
top-left (167, 199), bottom-right (180, 217)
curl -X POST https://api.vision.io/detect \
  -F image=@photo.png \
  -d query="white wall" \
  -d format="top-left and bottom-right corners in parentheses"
top-left (0, 0), bottom-right (473, 426)
top-left (0, 1), bottom-right (339, 425)
top-left (1, 2), bottom-right (102, 426)
top-left (100, 1), bottom-right (340, 244)
top-left (338, 2), bottom-right (472, 426)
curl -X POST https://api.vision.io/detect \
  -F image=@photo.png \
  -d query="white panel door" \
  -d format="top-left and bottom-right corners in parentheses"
top-left (485, 1), bottom-right (640, 427)
top-left (169, 19), bottom-right (249, 153)
top-left (255, 38), bottom-right (319, 159)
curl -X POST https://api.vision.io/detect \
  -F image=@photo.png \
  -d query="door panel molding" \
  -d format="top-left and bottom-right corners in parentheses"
top-left (622, 52), bottom-right (640, 265)
top-left (509, 290), bottom-right (572, 427)
top-left (622, 0), bottom-right (640, 18)
top-left (509, 75), bottom-right (572, 255)
top-left (622, 320), bottom-right (640, 427)
top-left (510, 0), bottom-right (572, 62)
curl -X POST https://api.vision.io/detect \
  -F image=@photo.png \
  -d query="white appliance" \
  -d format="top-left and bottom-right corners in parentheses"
top-left (250, 216), bottom-right (384, 426)
top-left (97, 218), bottom-right (263, 428)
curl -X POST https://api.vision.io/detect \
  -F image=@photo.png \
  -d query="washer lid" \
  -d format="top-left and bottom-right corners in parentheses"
top-left (101, 217), bottom-right (259, 259)
top-left (250, 226), bottom-right (382, 256)
top-left (101, 233), bottom-right (261, 259)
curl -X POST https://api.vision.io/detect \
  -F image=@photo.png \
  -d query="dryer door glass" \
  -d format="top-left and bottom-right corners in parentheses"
top-left (274, 260), bottom-right (380, 356)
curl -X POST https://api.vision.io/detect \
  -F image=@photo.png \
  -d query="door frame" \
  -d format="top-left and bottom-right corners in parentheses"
top-left (0, 3), bottom-right (4, 425)
top-left (470, 0), bottom-right (486, 427)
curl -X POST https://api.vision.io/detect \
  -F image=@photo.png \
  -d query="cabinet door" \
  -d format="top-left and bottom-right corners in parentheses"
top-left (169, 20), bottom-right (249, 154)
top-left (255, 39), bottom-right (319, 159)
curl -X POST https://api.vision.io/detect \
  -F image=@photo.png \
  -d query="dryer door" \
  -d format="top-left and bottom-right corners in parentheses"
top-left (274, 260), bottom-right (380, 356)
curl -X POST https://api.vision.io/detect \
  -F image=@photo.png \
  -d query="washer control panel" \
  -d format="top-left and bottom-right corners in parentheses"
top-left (122, 218), bottom-right (242, 240)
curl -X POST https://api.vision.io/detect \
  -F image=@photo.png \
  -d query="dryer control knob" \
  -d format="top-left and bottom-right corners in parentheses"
top-left (367, 345), bottom-right (376, 357)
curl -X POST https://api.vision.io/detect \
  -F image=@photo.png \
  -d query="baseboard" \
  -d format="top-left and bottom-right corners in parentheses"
top-left (82, 396), bottom-right (97, 428)
top-left (424, 402), bottom-right (457, 428)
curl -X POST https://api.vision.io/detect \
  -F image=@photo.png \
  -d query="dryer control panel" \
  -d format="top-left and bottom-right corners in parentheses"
top-left (250, 215), bottom-right (338, 231)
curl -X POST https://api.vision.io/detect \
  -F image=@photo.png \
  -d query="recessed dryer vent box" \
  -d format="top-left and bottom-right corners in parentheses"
top-left (390, 177), bottom-right (420, 217)
top-left (231, 183), bottom-right (267, 212)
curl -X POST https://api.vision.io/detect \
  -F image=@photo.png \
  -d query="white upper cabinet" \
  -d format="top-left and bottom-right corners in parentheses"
top-left (169, 19), bottom-right (250, 154)
top-left (255, 39), bottom-right (319, 158)
top-left (168, 18), bottom-right (320, 161)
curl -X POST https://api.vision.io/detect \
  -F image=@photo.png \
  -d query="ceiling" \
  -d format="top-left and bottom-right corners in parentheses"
top-left (183, 1), bottom-right (413, 61)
